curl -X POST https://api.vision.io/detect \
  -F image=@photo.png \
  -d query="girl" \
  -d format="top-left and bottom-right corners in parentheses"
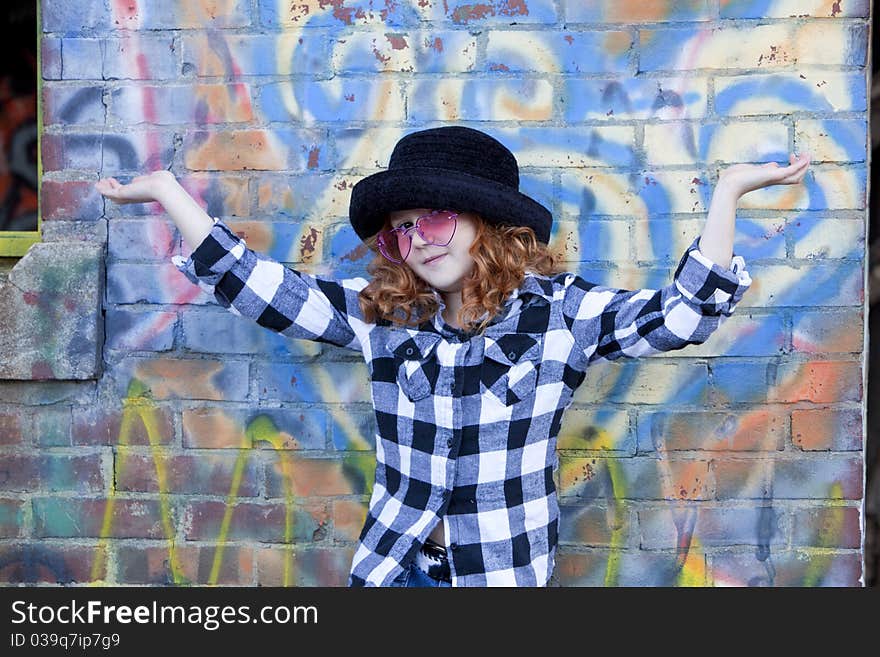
top-left (95, 126), bottom-right (811, 587)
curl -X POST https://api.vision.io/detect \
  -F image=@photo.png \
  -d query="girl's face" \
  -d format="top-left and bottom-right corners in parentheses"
top-left (387, 208), bottom-right (478, 294)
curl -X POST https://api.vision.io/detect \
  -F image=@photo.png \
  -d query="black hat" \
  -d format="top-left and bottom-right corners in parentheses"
top-left (349, 126), bottom-right (553, 244)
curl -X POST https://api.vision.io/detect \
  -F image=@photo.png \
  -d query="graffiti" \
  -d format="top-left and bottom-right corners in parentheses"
top-left (2, 0), bottom-right (864, 586)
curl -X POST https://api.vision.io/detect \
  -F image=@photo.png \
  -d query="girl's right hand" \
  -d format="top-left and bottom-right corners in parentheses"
top-left (94, 170), bottom-right (176, 205)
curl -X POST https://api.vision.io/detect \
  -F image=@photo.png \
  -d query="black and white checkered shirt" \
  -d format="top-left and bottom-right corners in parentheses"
top-left (174, 219), bottom-right (751, 586)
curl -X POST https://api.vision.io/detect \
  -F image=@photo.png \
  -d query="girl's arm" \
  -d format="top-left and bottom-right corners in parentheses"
top-left (95, 170), bottom-right (214, 251)
top-left (95, 171), bottom-right (371, 351)
top-left (699, 152), bottom-right (812, 268)
top-left (562, 152), bottom-right (812, 366)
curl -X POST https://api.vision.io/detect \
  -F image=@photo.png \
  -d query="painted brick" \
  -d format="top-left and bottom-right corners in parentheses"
top-left (558, 457), bottom-right (713, 501)
top-left (264, 455), bottom-right (364, 497)
top-left (711, 456), bottom-right (862, 499)
top-left (42, 0), bottom-right (110, 33)
top-left (441, 0), bottom-right (557, 24)
top-left (256, 546), bottom-right (355, 586)
top-left (107, 262), bottom-right (210, 304)
top-left (738, 166), bottom-right (867, 211)
top-left (184, 500), bottom-right (328, 542)
top-left (637, 409), bottom-right (786, 453)
top-left (104, 36), bottom-right (179, 80)
top-left (113, 0), bottom-right (252, 30)
top-left (555, 548), bottom-right (706, 586)
top-left (0, 413), bottom-right (22, 446)
top-left (105, 308), bottom-right (177, 352)
top-left (101, 131), bottom-right (176, 174)
top-left (60, 39), bottom-right (103, 79)
top-left (564, 76), bottom-right (707, 122)
top-left (72, 404), bottom-right (174, 446)
top-left (116, 545), bottom-right (254, 585)
top-left (790, 216), bottom-right (865, 259)
top-left (183, 129), bottom-right (330, 172)
top-left (42, 37), bottom-right (62, 80)
top-left (258, 0), bottom-right (417, 27)
top-left (708, 550), bottom-right (861, 586)
top-left (770, 360), bottom-right (862, 403)
top-left (567, 0), bottom-right (713, 22)
top-left (640, 23), bottom-right (867, 71)
top-left (259, 79), bottom-right (405, 123)
top-left (182, 33), bottom-right (328, 77)
top-left (257, 362), bottom-right (371, 403)
top-left (572, 360), bottom-right (709, 405)
top-left (744, 262), bottom-right (863, 308)
top-left (332, 31), bottom-right (477, 73)
top-left (495, 126), bottom-right (637, 169)
top-left (209, 219), bottom-right (324, 265)
top-left (35, 408), bottom-right (72, 447)
top-left (255, 174), bottom-right (349, 220)
top-left (41, 133), bottom-right (103, 171)
top-left (182, 407), bottom-right (326, 450)
top-left (559, 503), bottom-right (636, 547)
top-left (109, 357), bottom-right (250, 401)
top-left (487, 31), bottom-right (631, 74)
top-left (715, 72), bottom-right (867, 116)
top-left (720, 0), bottom-right (869, 18)
top-left (0, 454), bottom-right (104, 493)
top-left (115, 451), bottom-right (261, 496)
top-left (138, 174), bottom-right (252, 221)
top-left (551, 220), bottom-right (630, 263)
top-left (108, 219), bottom-right (176, 260)
top-left (0, 499), bottom-right (25, 537)
top-left (557, 408), bottom-right (634, 453)
top-left (791, 309), bottom-right (864, 355)
top-left (671, 313), bottom-right (787, 358)
top-left (332, 499), bottom-right (368, 541)
top-left (43, 85), bottom-right (105, 125)
top-left (110, 84), bottom-right (254, 125)
top-left (33, 497), bottom-right (172, 538)
top-left (0, 544), bottom-right (107, 584)
top-left (560, 171), bottom-right (709, 220)
top-left (334, 127), bottom-right (413, 169)
top-left (790, 504), bottom-right (862, 548)
top-left (408, 78), bottom-right (554, 122)
top-left (41, 220), bottom-right (108, 244)
top-left (182, 310), bottom-right (322, 357)
top-left (41, 180), bottom-right (104, 221)
top-left (638, 505), bottom-right (787, 548)
top-left (709, 361), bottom-right (774, 404)
top-left (633, 218), bottom-right (787, 263)
top-left (0, 381), bottom-right (96, 406)
top-left (645, 122), bottom-right (788, 166)
top-left (329, 410), bottom-right (376, 452)
top-left (325, 223), bottom-right (374, 269)
top-left (795, 119), bottom-right (867, 163)
top-left (792, 408), bottom-right (862, 451)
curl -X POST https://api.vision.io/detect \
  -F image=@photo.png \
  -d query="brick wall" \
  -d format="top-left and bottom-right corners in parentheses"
top-left (0, 0), bottom-right (867, 586)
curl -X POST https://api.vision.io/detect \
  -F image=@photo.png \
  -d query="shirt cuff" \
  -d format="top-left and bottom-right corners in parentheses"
top-left (673, 236), bottom-right (752, 316)
top-left (171, 218), bottom-right (247, 289)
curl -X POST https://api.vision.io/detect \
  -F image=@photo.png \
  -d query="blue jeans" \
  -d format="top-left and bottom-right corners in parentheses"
top-left (389, 561), bottom-right (452, 587)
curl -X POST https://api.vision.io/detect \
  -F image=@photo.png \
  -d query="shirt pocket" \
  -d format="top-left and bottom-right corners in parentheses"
top-left (480, 332), bottom-right (544, 406)
top-left (386, 331), bottom-right (442, 402)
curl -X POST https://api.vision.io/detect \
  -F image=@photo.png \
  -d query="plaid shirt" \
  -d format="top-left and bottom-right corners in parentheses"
top-left (173, 219), bottom-right (752, 587)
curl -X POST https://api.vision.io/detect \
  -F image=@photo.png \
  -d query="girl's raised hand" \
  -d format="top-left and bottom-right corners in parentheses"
top-left (94, 170), bottom-right (175, 205)
top-left (718, 152), bottom-right (811, 198)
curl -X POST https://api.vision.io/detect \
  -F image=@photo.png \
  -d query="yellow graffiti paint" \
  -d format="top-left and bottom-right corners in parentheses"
top-left (803, 482), bottom-right (845, 586)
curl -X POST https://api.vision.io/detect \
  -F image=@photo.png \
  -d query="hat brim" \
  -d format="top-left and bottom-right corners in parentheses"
top-left (349, 167), bottom-right (552, 244)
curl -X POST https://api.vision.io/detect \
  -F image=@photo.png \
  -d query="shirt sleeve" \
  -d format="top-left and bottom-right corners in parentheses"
top-left (171, 218), bottom-right (369, 351)
top-left (561, 236), bottom-right (752, 366)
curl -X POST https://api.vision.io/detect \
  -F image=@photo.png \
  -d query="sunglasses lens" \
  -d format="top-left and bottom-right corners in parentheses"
top-left (377, 230), bottom-right (409, 262)
top-left (419, 211), bottom-right (457, 245)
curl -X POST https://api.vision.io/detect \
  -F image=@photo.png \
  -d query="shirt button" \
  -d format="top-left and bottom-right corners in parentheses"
top-left (450, 543), bottom-right (458, 551)
top-left (405, 347), bottom-right (414, 355)
top-left (508, 351), bottom-right (517, 360)
top-left (446, 437), bottom-right (453, 447)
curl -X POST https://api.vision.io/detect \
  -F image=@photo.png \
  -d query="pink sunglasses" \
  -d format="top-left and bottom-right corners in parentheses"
top-left (376, 210), bottom-right (459, 263)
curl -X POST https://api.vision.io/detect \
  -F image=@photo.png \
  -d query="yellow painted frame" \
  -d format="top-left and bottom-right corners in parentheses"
top-left (0, 0), bottom-right (42, 257)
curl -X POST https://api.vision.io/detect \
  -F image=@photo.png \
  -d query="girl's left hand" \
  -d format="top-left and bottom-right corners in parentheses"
top-left (718, 153), bottom-right (812, 198)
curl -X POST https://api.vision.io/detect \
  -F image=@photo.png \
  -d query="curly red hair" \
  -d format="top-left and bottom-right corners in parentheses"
top-left (358, 215), bottom-right (565, 334)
